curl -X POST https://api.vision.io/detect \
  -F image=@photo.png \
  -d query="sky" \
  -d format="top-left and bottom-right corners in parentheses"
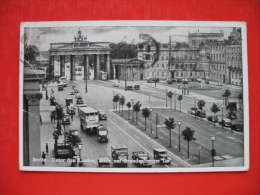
top-left (24, 26), bottom-right (234, 51)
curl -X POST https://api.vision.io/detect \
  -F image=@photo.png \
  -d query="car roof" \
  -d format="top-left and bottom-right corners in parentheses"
top-left (154, 148), bottom-right (166, 152)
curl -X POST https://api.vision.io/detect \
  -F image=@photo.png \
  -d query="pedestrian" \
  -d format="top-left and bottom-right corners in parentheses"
top-left (41, 152), bottom-right (46, 165)
top-left (45, 143), bottom-right (49, 154)
top-left (50, 112), bottom-right (54, 123)
top-left (39, 115), bottom-right (42, 125)
top-left (71, 113), bottom-right (73, 120)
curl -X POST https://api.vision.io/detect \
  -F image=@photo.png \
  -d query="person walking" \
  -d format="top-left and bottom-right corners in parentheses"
top-left (45, 143), bottom-right (49, 155)
top-left (41, 152), bottom-right (46, 165)
top-left (50, 112), bottom-right (54, 123)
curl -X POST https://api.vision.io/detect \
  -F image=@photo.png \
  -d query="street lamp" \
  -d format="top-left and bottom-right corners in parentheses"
top-left (198, 146), bottom-right (202, 164)
top-left (221, 105), bottom-right (224, 128)
top-left (149, 108), bottom-right (153, 134)
top-left (177, 121), bottom-right (181, 152)
top-left (155, 113), bottom-right (159, 139)
top-left (210, 136), bottom-right (216, 167)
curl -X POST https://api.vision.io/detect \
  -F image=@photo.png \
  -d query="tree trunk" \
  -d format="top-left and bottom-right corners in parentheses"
top-left (179, 101), bottom-right (182, 112)
top-left (128, 109), bottom-right (130, 120)
top-left (144, 117), bottom-right (147, 131)
top-left (136, 112), bottom-right (138, 125)
top-left (187, 140), bottom-right (190, 159)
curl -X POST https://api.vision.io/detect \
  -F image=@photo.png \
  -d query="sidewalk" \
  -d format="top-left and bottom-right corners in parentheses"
top-left (194, 157), bottom-right (244, 167)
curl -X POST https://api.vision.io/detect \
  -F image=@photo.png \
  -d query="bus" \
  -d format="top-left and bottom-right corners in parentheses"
top-left (78, 106), bottom-right (100, 134)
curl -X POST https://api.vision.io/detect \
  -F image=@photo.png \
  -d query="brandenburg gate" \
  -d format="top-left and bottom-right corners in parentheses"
top-left (49, 29), bottom-right (111, 80)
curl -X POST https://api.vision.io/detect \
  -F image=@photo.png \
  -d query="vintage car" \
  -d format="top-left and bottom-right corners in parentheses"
top-left (125, 85), bottom-right (133, 90)
top-left (153, 148), bottom-right (171, 165)
top-left (76, 96), bottom-right (84, 104)
top-left (98, 111), bottom-right (107, 121)
top-left (134, 84), bottom-right (140, 90)
top-left (132, 151), bottom-right (152, 167)
top-left (97, 125), bottom-right (108, 143)
top-left (67, 104), bottom-right (76, 115)
top-left (207, 115), bottom-right (219, 123)
top-left (67, 130), bottom-right (82, 146)
top-left (58, 84), bottom-right (64, 91)
top-left (62, 114), bottom-right (71, 125)
top-left (219, 118), bottom-right (232, 127)
top-left (231, 122), bottom-right (244, 132)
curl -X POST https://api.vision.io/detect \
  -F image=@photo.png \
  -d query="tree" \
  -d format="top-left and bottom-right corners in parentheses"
top-left (164, 117), bottom-right (176, 147)
top-left (142, 108), bottom-right (151, 131)
top-left (126, 102), bottom-right (132, 120)
top-left (182, 127), bottom-right (195, 159)
top-left (24, 44), bottom-right (40, 63)
top-left (109, 42), bottom-right (137, 59)
top-left (177, 95), bottom-right (183, 112)
top-left (167, 91), bottom-right (173, 109)
top-left (226, 102), bottom-right (237, 123)
top-left (222, 89), bottom-right (231, 106)
top-left (210, 103), bottom-right (220, 125)
top-left (119, 95), bottom-right (126, 113)
top-left (197, 100), bottom-right (206, 113)
top-left (133, 101), bottom-right (142, 124)
top-left (112, 94), bottom-right (120, 112)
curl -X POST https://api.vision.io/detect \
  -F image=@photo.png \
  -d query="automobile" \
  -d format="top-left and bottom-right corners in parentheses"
top-left (134, 84), bottom-right (140, 90)
top-left (50, 96), bottom-right (57, 106)
top-left (97, 157), bottom-right (111, 168)
top-left (125, 85), bottom-right (133, 90)
top-left (62, 114), bottom-right (71, 125)
top-left (231, 122), bottom-right (244, 132)
top-left (227, 112), bottom-right (237, 120)
top-left (58, 84), bottom-right (64, 91)
top-left (207, 115), bottom-right (219, 123)
top-left (65, 98), bottom-right (73, 106)
top-left (196, 110), bottom-right (206, 118)
top-left (182, 78), bottom-right (189, 84)
top-left (77, 104), bottom-right (88, 113)
top-left (69, 91), bottom-right (75, 95)
top-left (176, 78), bottom-right (182, 83)
top-left (74, 89), bottom-right (80, 94)
top-left (67, 105), bottom-right (76, 115)
top-left (97, 125), bottom-right (109, 143)
top-left (219, 118), bottom-right (232, 127)
top-left (167, 79), bottom-right (173, 84)
top-left (153, 148), bottom-right (171, 165)
top-left (147, 78), bottom-right (154, 83)
top-left (189, 107), bottom-right (198, 116)
top-left (66, 130), bottom-right (82, 146)
top-left (113, 83), bottom-right (119, 87)
top-left (99, 111), bottom-right (107, 120)
top-left (76, 97), bottom-right (84, 104)
top-left (132, 151), bottom-right (152, 167)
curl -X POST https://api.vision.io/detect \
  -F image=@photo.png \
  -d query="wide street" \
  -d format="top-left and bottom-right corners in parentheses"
top-left (39, 79), bottom-right (244, 168)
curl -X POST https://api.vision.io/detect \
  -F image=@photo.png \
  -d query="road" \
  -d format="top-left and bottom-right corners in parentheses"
top-left (41, 80), bottom-right (190, 168)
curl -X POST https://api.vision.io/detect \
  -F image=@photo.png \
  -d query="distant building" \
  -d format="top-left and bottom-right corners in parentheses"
top-left (188, 31), bottom-right (224, 48)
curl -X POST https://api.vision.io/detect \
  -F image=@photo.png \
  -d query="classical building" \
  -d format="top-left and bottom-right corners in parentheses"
top-left (48, 29), bottom-right (111, 81)
top-left (23, 66), bottom-right (44, 166)
top-left (111, 58), bottom-right (144, 81)
top-left (188, 31), bottom-right (224, 48)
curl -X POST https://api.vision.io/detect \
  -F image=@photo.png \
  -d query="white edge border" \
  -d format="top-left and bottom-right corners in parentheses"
top-left (19, 20), bottom-right (249, 173)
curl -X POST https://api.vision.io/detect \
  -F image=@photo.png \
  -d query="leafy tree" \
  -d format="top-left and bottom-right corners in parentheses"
top-left (226, 102), bottom-right (237, 122)
top-left (210, 103), bottom-right (220, 125)
top-left (197, 100), bottom-right (206, 113)
top-left (182, 127), bottom-right (195, 159)
top-left (24, 44), bottom-right (40, 63)
top-left (112, 94), bottom-right (120, 112)
top-left (167, 91), bottom-right (173, 109)
top-left (126, 102), bottom-right (132, 120)
top-left (119, 95), bottom-right (126, 113)
top-left (164, 117), bottom-right (176, 147)
top-left (133, 101), bottom-right (142, 124)
top-left (109, 42), bottom-right (137, 59)
top-left (142, 108), bottom-right (151, 131)
top-left (177, 95), bottom-right (183, 112)
top-left (222, 89), bottom-right (231, 106)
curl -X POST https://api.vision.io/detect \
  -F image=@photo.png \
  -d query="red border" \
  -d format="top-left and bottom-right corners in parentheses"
top-left (0, 0), bottom-right (260, 195)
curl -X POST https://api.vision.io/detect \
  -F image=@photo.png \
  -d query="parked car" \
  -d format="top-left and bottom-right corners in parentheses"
top-left (76, 97), bottom-right (84, 104)
top-left (196, 110), bottom-right (206, 118)
top-left (227, 112), bottom-right (237, 120)
top-left (189, 107), bottom-right (198, 116)
top-left (134, 84), bottom-right (140, 90)
top-left (219, 118), bottom-right (232, 127)
top-left (207, 115), bottom-right (219, 123)
top-left (97, 157), bottom-right (110, 168)
top-left (113, 83), bottom-right (119, 87)
top-left (231, 122), bottom-right (244, 132)
top-left (153, 148), bottom-right (171, 165)
top-left (147, 78), bottom-right (159, 83)
top-left (125, 85), bottom-right (133, 90)
top-left (97, 125), bottom-right (109, 143)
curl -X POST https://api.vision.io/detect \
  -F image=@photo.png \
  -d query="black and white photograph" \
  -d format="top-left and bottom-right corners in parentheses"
top-left (20, 21), bottom-right (249, 172)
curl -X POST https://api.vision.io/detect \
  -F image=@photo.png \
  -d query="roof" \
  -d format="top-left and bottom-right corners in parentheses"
top-left (78, 106), bottom-right (98, 113)
top-left (153, 148), bottom-right (167, 152)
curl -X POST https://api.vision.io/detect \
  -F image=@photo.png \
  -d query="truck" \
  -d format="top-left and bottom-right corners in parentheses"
top-left (111, 145), bottom-right (128, 167)
top-left (78, 106), bottom-right (100, 134)
top-left (54, 143), bottom-right (74, 159)
top-left (132, 151), bottom-right (152, 167)
top-left (153, 148), bottom-right (172, 165)
top-left (97, 125), bottom-right (108, 143)
top-left (65, 98), bottom-right (73, 107)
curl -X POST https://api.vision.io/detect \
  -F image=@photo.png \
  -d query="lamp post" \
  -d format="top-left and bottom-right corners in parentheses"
top-left (221, 105), bottom-right (224, 128)
top-left (155, 113), bottom-right (159, 139)
top-left (198, 146), bottom-right (202, 164)
top-left (177, 121), bottom-right (181, 152)
top-left (149, 108), bottom-right (153, 134)
top-left (210, 136), bottom-right (216, 167)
